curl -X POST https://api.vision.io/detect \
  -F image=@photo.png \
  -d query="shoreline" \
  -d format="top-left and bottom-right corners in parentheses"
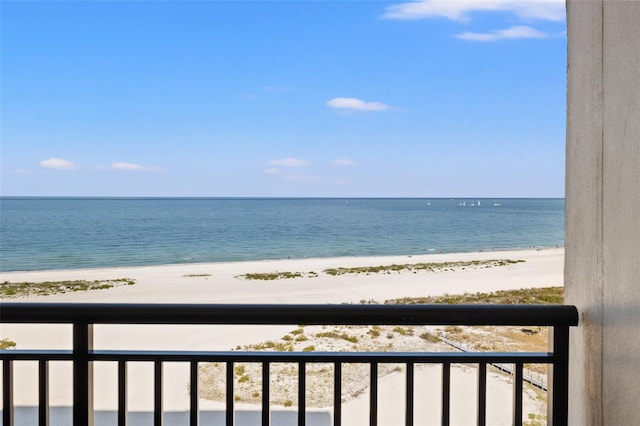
top-left (0, 246), bottom-right (563, 282)
top-left (0, 245), bottom-right (564, 275)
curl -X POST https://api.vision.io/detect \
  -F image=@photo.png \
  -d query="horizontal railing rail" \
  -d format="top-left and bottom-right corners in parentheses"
top-left (0, 303), bottom-right (579, 325)
top-left (1, 303), bottom-right (578, 426)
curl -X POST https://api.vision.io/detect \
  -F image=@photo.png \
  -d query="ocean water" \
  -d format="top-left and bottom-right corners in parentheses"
top-left (0, 198), bottom-right (564, 272)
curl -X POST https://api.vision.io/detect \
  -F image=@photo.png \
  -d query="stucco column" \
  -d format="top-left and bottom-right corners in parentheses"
top-left (565, 0), bottom-right (640, 424)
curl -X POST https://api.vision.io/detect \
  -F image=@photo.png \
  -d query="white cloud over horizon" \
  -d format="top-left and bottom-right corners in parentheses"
top-left (40, 158), bottom-right (76, 170)
top-left (332, 158), bottom-right (356, 167)
top-left (383, 0), bottom-right (565, 22)
top-left (327, 97), bottom-right (389, 112)
top-left (269, 158), bottom-right (309, 168)
top-left (111, 162), bottom-right (163, 172)
top-left (264, 158), bottom-right (310, 178)
top-left (456, 25), bottom-right (547, 41)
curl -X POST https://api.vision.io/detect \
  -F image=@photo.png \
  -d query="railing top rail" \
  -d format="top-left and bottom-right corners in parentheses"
top-left (0, 349), bottom-right (556, 363)
top-left (0, 303), bottom-right (579, 326)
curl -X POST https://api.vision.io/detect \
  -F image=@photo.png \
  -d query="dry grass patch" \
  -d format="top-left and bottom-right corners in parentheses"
top-left (0, 339), bottom-right (17, 349)
top-left (385, 286), bottom-right (563, 305)
top-left (324, 259), bottom-right (524, 276)
top-left (1, 278), bottom-right (135, 299)
top-left (239, 271), bottom-right (304, 280)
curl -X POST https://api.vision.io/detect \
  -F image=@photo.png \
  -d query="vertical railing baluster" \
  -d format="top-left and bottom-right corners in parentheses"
top-left (3, 359), bottom-right (13, 426)
top-left (73, 322), bottom-right (94, 426)
top-left (39, 360), bottom-right (49, 426)
top-left (190, 361), bottom-right (199, 426)
top-left (549, 326), bottom-right (570, 426)
top-left (298, 362), bottom-right (306, 426)
top-left (334, 362), bottom-right (342, 426)
top-left (405, 362), bottom-right (414, 426)
top-left (262, 362), bottom-right (270, 426)
top-left (513, 362), bottom-right (523, 426)
top-left (441, 362), bottom-right (450, 426)
top-left (118, 361), bottom-right (127, 426)
top-left (154, 361), bottom-right (163, 426)
top-left (370, 362), bottom-right (378, 426)
top-left (477, 363), bottom-right (487, 426)
top-left (226, 362), bottom-right (234, 426)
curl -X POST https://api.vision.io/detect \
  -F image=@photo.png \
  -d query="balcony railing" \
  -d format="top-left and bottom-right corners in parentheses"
top-left (0, 303), bottom-right (578, 426)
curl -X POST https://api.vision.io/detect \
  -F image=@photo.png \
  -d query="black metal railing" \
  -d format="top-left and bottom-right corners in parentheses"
top-left (0, 303), bottom-right (578, 426)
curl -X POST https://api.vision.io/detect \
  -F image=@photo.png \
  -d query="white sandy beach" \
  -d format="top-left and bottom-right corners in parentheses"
top-left (1, 248), bottom-right (563, 425)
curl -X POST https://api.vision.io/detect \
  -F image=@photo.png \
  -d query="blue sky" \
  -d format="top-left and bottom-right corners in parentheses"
top-left (1, 0), bottom-right (567, 197)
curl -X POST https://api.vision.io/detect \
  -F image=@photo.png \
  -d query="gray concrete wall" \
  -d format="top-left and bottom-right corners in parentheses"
top-left (566, 1), bottom-right (640, 424)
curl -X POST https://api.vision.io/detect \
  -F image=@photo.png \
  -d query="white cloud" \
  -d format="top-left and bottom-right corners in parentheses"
top-left (383, 0), bottom-right (565, 22)
top-left (263, 167), bottom-right (281, 175)
top-left (456, 25), bottom-right (547, 41)
top-left (327, 97), bottom-right (389, 112)
top-left (263, 167), bottom-right (317, 182)
top-left (112, 162), bottom-right (163, 172)
top-left (269, 158), bottom-right (308, 168)
top-left (332, 158), bottom-right (356, 167)
top-left (40, 158), bottom-right (76, 170)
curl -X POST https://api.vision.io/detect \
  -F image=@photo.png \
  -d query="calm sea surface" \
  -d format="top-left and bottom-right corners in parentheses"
top-left (0, 198), bottom-right (564, 272)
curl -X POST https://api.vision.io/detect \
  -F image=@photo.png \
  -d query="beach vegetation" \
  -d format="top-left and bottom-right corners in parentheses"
top-left (302, 345), bottom-right (315, 352)
top-left (248, 340), bottom-right (293, 352)
top-left (283, 399), bottom-right (293, 407)
top-left (0, 278), bottom-right (135, 299)
top-left (367, 326), bottom-right (381, 338)
top-left (384, 286), bottom-right (563, 305)
top-left (183, 273), bottom-right (211, 278)
top-left (392, 326), bottom-right (414, 336)
top-left (294, 335), bottom-right (308, 342)
top-left (241, 271), bottom-right (304, 280)
top-left (290, 328), bottom-right (304, 335)
top-left (419, 332), bottom-right (441, 343)
top-left (235, 364), bottom-right (246, 376)
top-left (0, 339), bottom-right (17, 349)
top-left (238, 374), bottom-right (250, 383)
top-left (315, 331), bottom-right (358, 343)
top-left (282, 335), bottom-right (293, 341)
top-left (236, 259), bottom-right (526, 281)
top-left (323, 259), bottom-right (525, 276)
top-left (524, 413), bottom-right (546, 426)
